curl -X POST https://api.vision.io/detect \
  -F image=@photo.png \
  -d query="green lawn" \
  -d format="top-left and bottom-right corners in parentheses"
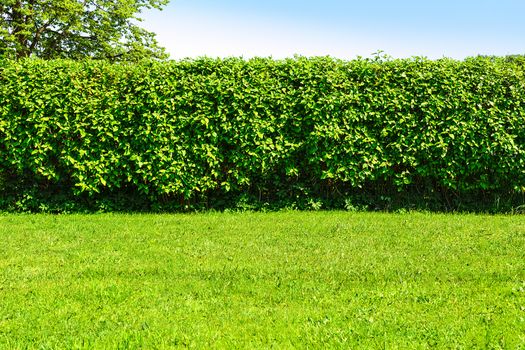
top-left (0, 212), bottom-right (524, 349)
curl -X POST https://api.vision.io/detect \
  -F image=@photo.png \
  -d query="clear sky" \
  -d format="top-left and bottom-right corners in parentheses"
top-left (140, 0), bottom-right (525, 60)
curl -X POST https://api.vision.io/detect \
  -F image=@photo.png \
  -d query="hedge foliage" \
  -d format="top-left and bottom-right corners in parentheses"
top-left (0, 56), bottom-right (524, 212)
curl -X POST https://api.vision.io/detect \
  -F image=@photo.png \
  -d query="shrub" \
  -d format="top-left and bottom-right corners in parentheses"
top-left (0, 56), bottom-right (524, 212)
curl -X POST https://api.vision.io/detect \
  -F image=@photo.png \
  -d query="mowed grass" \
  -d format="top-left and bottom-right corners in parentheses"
top-left (0, 212), bottom-right (524, 349)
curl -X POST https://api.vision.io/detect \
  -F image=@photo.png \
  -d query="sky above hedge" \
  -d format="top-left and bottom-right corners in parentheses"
top-left (141, 0), bottom-right (525, 60)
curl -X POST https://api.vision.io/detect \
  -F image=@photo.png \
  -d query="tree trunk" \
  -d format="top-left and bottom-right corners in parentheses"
top-left (12, 0), bottom-right (30, 58)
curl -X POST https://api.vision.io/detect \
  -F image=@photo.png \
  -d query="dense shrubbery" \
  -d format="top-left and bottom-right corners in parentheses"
top-left (0, 56), bottom-right (524, 212)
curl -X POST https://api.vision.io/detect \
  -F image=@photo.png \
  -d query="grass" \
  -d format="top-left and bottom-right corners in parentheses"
top-left (0, 212), bottom-right (524, 349)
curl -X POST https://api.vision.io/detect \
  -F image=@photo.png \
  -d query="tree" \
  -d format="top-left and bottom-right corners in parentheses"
top-left (0, 0), bottom-right (169, 61)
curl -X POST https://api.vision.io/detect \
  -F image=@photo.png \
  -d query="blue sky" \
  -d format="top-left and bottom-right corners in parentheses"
top-left (140, 0), bottom-right (525, 60)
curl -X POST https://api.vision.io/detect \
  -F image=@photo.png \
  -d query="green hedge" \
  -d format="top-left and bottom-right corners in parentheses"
top-left (0, 56), bottom-right (524, 212)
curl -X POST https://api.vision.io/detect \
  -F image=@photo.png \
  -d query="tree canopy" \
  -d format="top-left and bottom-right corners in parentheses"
top-left (0, 0), bottom-right (169, 61)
